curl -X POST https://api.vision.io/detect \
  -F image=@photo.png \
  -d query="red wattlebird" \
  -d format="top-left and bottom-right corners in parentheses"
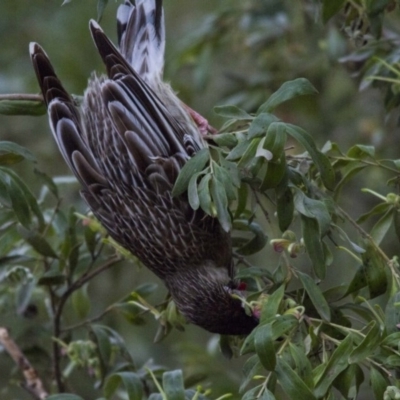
top-left (30, 0), bottom-right (258, 335)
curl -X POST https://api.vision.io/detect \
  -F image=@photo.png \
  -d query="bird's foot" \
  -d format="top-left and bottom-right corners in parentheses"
top-left (183, 104), bottom-right (218, 135)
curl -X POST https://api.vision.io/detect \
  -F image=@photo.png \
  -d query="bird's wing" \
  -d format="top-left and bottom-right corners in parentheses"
top-left (117, 0), bottom-right (165, 83)
top-left (30, 24), bottom-right (230, 279)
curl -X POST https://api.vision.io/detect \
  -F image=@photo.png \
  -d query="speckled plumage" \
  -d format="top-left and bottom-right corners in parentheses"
top-left (30, 0), bottom-right (258, 335)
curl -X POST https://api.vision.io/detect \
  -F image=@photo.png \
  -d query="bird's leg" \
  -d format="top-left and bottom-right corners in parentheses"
top-left (182, 103), bottom-right (218, 135)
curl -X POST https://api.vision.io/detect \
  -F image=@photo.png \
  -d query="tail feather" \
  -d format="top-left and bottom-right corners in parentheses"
top-left (117, 0), bottom-right (165, 84)
top-left (29, 42), bottom-right (106, 189)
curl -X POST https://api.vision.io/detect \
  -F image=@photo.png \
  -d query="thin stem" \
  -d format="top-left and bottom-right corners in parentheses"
top-left (337, 206), bottom-right (387, 262)
top-left (51, 255), bottom-right (122, 391)
top-left (61, 306), bottom-right (113, 332)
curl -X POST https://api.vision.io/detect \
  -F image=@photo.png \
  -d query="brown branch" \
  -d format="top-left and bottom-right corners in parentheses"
top-left (0, 327), bottom-right (48, 400)
top-left (0, 94), bottom-right (43, 102)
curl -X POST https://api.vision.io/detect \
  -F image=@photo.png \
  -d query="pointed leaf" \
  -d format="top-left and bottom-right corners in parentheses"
top-left (104, 372), bottom-right (143, 400)
top-left (255, 323), bottom-right (276, 371)
top-left (214, 105), bottom-right (251, 119)
top-left (370, 367), bottom-right (390, 400)
top-left (210, 177), bottom-right (231, 231)
top-left (349, 321), bottom-right (380, 364)
top-left (17, 225), bottom-right (58, 258)
top-left (257, 78), bottom-right (318, 114)
top-left (314, 334), bottom-right (353, 398)
top-left (198, 173), bottom-right (212, 215)
top-left (301, 215), bottom-right (326, 279)
top-left (285, 124), bottom-right (335, 190)
top-left (248, 113), bottom-right (280, 139)
top-left (298, 272), bottom-right (331, 321)
top-left (370, 208), bottom-right (393, 245)
top-left (275, 358), bottom-right (316, 400)
top-left (276, 187), bottom-right (293, 231)
top-left (162, 370), bottom-right (185, 400)
top-left (172, 149), bottom-right (209, 197)
top-left (322, 0), bottom-right (346, 22)
top-left (0, 141), bottom-right (36, 164)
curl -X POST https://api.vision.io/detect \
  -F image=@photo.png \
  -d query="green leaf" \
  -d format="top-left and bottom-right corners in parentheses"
top-left (393, 208), bottom-right (400, 245)
top-left (349, 321), bottom-right (381, 364)
top-left (0, 141), bottom-right (36, 165)
top-left (237, 138), bottom-right (260, 169)
top-left (385, 292), bottom-right (400, 334)
top-left (356, 202), bottom-right (390, 224)
top-left (275, 358), bottom-right (316, 400)
top-left (38, 269), bottom-right (65, 286)
top-left (104, 372), bottom-right (143, 400)
top-left (5, 175), bottom-right (31, 228)
top-left (241, 314), bottom-right (298, 355)
top-left (213, 163), bottom-right (237, 200)
top-left (226, 139), bottom-right (252, 161)
top-left (333, 364), bottom-right (364, 399)
top-left (71, 285), bottom-right (91, 319)
top-left (212, 132), bottom-right (238, 147)
top-left (334, 162), bottom-right (367, 199)
top-left (257, 78), bottom-right (318, 114)
top-left (301, 216), bottom-right (326, 279)
top-left (0, 167), bottom-right (45, 229)
top-left (213, 105), bottom-right (251, 119)
top-left (255, 323), bottom-right (276, 371)
top-left (242, 385), bottom-right (264, 400)
top-left (261, 285), bottom-right (285, 323)
top-left (234, 183), bottom-right (248, 218)
top-left (285, 124), bottom-right (335, 190)
top-left (289, 343), bottom-right (313, 389)
top-left (91, 325), bottom-right (112, 367)
top-left (162, 370), bottom-right (185, 400)
top-left (17, 225), bottom-right (58, 258)
top-left (360, 241), bottom-right (387, 298)
top-left (322, 0), bottom-right (347, 22)
top-left (240, 354), bottom-right (263, 393)
top-left (210, 176), bottom-right (231, 231)
top-left (260, 159), bottom-right (287, 192)
top-left (0, 99), bottom-right (46, 116)
top-left (370, 208), bottom-right (393, 245)
top-left (276, 187), bottom-right (294, 231)
top-left (347, 144), bottom-right (375, 159)
top-left (34, 168), bottom-right (59, 199)
top-left (370, 367), bottom-right (390, 400)
top-left (248, 113), bottom-right (280, 139)
top-left (172, 148), bottom-right (209, 197)
top-left (314, 334), bottom-right (353, 398)
top-left (234, 220), bottom-right (267, 255)
top-left (188, 172), bottom-right (203, 210)
top-left (298, 272), bottom-right (331, 321)
top-left (219, 334), bottom-right (233, 359)
top-left (198, 174), bottom-right (212, 215)
top-left (97, 0), bottom-right (109, 22)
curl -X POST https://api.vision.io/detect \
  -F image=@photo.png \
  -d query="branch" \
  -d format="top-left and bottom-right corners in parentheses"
top-left (0, 94), bottom-right (43, 102)
top-left (0, 327), bottom-right (48, 400)
top-left (51, 255), bottom-right (123, 392)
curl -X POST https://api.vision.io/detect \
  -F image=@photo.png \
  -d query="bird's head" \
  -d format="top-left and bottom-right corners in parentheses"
top-left (165, 262), bottom-right (259, 335)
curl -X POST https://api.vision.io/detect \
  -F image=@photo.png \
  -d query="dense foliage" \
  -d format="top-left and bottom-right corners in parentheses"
top-left (1, 1), bottom-right (400, 399)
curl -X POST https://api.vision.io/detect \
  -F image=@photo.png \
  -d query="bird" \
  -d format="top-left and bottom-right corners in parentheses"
top-left (30, 0), bottom-right (259, 335)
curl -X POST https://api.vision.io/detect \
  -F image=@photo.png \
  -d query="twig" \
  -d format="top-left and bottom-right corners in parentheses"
top-left (252, 189), bottom-right (271, 223)
top-left (0, 327), bottom-right (48, 400)
top-left (0, 94), bottom-right (43, 102)
top-left (233, 251), bottom-right (254, 268)
top-left (51, 254), bottom-right (123, 392)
